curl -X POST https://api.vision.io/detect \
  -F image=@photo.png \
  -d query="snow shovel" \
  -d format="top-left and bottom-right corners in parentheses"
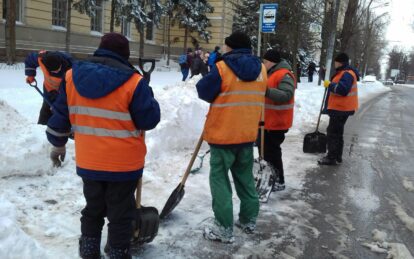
top-left (303, 88), bottom-right (328, 153)
top-left (253, 108), bottom-right (276, 203)
top-left (138, 58), bottom-right (156, 82)
top-left (160, 133), bottom-right (204, 219)
top-left (190, 149), bottom-right (210, 174)
top-left (131, 177), bottom-right (159, 245)
top-left (104, 177), bottom-right (159, 253)
top-left (28, 80), bottom-right (64, 117)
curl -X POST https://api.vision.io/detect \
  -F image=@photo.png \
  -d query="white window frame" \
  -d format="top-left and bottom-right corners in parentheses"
top-left (52, 0), bottom-right (67, 28)
top-left (2, 0), bottom-right (24, 23)
top-left (90, 0), bottom-right (104, 34)
top-left (121, 17), bottom-right (131, 39)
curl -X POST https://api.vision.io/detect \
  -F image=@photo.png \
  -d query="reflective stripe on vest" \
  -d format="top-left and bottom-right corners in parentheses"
top-left (69, 106), bottom-right (132, 121)
top-left (71, 125), bottom-right (141, 138)
top-left (65, 69), bottom-right (146, 172)
top-left (264, 68), bottom-right (296, 130)
top-left (38, 54), bottom-right (62, 92)
top-left (327, 69), bottom-right (359, 112)
top-left (203, 61), bottom-right (267, 145)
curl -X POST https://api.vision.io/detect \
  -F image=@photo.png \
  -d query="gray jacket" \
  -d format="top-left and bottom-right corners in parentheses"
top-left (265, 60), bottom-right (295, 103)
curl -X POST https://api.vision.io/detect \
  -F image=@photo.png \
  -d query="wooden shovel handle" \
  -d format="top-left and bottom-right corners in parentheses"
top-left (260, 105), bottom-right (265, 159)
top-left (180, 132), bottom-right (204, 186)
top-left (136, 177), bottom-right (142, 209)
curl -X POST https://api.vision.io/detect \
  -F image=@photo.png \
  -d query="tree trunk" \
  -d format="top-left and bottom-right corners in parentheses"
top-left (5, 0), bottom-right (16, 65)
top-left (65, 0), bottom-right (72, 53)
top-left (183, 26), bottom-right (188, 53)
top-left (110, 0), bottom-right (115, 32)
top-left (167, 15), bottom-right (171, 66)
top-left (324, 0), bottom-right (341, 80)
top-left (291, 0), bottom-right (302, 81)
top-left (339, 0), bottom-right (358, 52)
top-left (318, 0), bottom-right (333, 85)
top-left (139, 24), bottom-right (145, 58)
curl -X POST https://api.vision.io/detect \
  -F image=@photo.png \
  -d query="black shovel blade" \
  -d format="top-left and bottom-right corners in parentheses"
top-left (132, 206), bottom-right (159, 245)
top-left (303, 131), bottom-right (327, 153)
top-left (160, 183), bottom-right (185, 219)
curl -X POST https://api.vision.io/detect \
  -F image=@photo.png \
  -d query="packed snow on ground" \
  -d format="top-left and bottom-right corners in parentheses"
top-left (402, 178), bottom-right (414, 192)
top-left (0, 65), bottom-right (391, 258)
top-left (362, 229), bottom-right (414, 259)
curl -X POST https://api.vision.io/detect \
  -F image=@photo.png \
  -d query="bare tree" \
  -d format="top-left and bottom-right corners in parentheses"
top-left (339, 0), bottom-right (359, 52)
top-left (5, 0), bottom-right (17, 65)
top-left (66, 0), bottom-right (73, 53)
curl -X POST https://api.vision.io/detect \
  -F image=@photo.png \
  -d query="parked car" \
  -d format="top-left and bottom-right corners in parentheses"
top-left (395, 80), bottom-right (405, 84)
top-left (362, 75), bottom-right (376, 83)
top-left (383, 80), bottom-right (394, 86)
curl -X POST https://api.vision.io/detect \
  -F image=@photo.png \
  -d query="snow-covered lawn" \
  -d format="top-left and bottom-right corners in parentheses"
top-left (0, 65), bottom-right (390, 258)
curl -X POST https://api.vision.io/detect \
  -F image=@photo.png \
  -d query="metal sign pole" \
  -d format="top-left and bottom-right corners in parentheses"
top-left (257, 4), bottom-right (263, 57)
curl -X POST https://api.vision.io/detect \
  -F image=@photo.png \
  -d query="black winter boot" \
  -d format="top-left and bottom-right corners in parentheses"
top-left (109, 246), bottom-right (132, 259)
top-left (79, 235), bottom-right (101, 259)
top-left (318, 156), bottom-right (338, 165)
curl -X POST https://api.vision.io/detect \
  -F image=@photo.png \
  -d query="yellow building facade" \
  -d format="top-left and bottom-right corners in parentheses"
top-left (0, 0), bottom-right (239, 61)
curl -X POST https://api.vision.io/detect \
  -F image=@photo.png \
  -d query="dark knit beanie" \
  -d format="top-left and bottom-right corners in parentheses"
top-left (99, 32), bottom-right (130, 59)
top-left (263, 49), bottom-right (281, 64)
top-left (334, 52), bottom-right (349, 64)
top-left (214, 46), bottom-right (220, 51)
top-left (225, 31), bottom-right (251, 49)
top-left (42, 52), bottom-right (62, 71)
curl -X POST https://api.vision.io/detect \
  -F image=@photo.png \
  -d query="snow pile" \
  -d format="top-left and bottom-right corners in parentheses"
top-left (0, 197), bottom-right (48, 259)
top-left (402, 178), bottom-right (414, 192)
top-left (0, 100), bottom-right (52, 178)
top-left (387, 197), bottom-right (414, 233)
top-left (362, 229), bottom-right (414, 259)
top-left (154, 58), bottom-right (180, 72)
top-left (146, 75), bottom-right (208, 161)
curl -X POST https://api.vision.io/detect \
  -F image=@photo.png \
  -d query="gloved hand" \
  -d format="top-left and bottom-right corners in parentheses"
top-left (50, 145), bottom-right (66, 167)
top-left (26, 76), bottom-right (35, 84)
top-left (323, 80), bottom-right (331, 88)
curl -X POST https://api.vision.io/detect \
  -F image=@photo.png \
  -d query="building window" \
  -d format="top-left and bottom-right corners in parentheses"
top-left (2, 0), bottom-right (23, 22)
top-left (146, 12), bottom-right (154, 41)
top-left (91, 0), bottom-right (103, 32)
top-left (52, 0), bottom-right (67, 27)
top-left (121, 17), bottom-right (131, 38)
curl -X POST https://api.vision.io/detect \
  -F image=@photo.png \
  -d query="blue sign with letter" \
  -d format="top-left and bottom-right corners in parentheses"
top-left (261, 4), bottom-right (278, 33)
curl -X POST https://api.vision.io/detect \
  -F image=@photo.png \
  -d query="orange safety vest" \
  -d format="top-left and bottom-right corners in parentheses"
top-left (65, 69), bottom-right (146, 172)
top-left (203, 61), bottom-right (268, 145)
top-left (38, 51), bottom-right (63, 93)
top-left (327, 69), bottom-right (358, 112)
top-left (265, 68), bottom-right (296, 130)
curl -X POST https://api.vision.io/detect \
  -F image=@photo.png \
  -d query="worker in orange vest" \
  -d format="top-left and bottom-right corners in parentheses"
top-left (319, 52), bottom-right (359, 165)
top-left (261, 49), bottom-right (296, 191)
top-left (24, 50), bottom-right (73, 124)
top-left (45, 33), bottom-right (160, 259)
top-left (196, 31), bottom-right (267, 243)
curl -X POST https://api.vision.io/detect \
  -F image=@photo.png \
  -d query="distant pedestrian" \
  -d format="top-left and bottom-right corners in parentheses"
top-left (318, 64), bottom-right (326, 85)
top-left (318, 52), bottom-right (359, 165)
top-left (179, 48), bottom-right (193, 81)
top-left (307, 62), bottom-right (316, 82)
top-left (296, 63), bottom-right (301, 83)
top-left (207, 46), bottom-right (221, 70)
top-left (190, 49), bottom-right (208, 77)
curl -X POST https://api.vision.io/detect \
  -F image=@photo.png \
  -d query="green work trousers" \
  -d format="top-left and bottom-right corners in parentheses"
top-left (209, 146), bottom-right (259, 229)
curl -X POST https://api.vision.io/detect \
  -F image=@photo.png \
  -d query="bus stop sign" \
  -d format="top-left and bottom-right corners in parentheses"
top-left (261, 4), bottom-right (278, 33)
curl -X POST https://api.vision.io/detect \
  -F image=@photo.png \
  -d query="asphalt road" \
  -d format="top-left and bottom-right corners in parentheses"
top-left (301, 85), bottom-right (414, 258)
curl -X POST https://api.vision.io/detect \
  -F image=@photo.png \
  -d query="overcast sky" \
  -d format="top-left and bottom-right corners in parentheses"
top-left (385, 0), bottom-right (414, 50)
